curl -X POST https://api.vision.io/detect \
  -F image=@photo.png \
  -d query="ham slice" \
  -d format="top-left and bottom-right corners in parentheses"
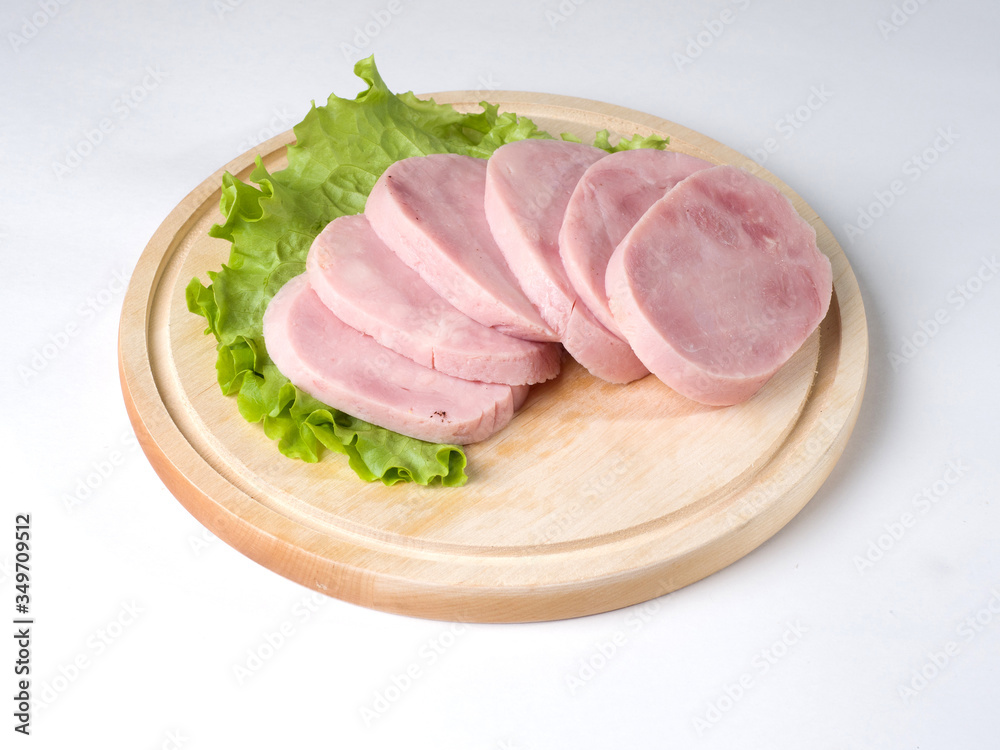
top-left (560, 148), bottom-right (713, 335)
top-left (606, 165), bottom-right (833, 406)
top-left (263, 274), bottom-right (527, 445)
top-left (306, 214), bottom-right (561, 386)
top-left (484, 139), bottom-right (648, 384)
top-left (365, 154), bottom-right (557, 342)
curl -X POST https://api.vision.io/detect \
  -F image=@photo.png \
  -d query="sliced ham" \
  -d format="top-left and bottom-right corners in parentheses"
top-left (263, 274), bottom-right (527, 445)
top-left (484, 139), bottom-right (648, 384)
top-left (306, 214), bottom-right (561, 386)
top-left (606, 165), bottom-right (833, 406)
top-left (485, 139), bottom-right (606, 334)
top-left (560, 149), bottom-right (713, 336)
top-left (365, 153), bottom-right (557, 342)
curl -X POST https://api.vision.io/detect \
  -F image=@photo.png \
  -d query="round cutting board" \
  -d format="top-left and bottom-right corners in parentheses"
top-left (119, 91), bottom-right (868, 623)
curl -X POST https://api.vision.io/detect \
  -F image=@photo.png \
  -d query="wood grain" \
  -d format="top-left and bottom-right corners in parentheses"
top-left (118, 91), bottom-right (868, 622)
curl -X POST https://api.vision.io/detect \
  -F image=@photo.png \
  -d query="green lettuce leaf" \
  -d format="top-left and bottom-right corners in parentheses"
top-left (594, 129), bottom-right (670, 152)
top-left (186, 56), bottom-right (667, 486)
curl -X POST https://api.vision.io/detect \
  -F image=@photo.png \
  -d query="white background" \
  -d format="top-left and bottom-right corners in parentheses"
top-left (3, 0), bottom-right (999, 747)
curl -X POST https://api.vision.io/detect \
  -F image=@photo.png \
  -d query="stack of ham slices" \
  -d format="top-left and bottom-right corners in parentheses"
top-left (264, 140), bottom-right (833, 445)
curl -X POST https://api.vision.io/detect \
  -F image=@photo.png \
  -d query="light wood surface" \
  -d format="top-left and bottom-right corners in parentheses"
top-left (118, 91), bottom-right (868, 623)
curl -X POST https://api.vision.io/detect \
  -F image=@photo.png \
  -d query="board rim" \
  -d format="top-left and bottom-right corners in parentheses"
top-left (119, 91), bottom-right (868, 623)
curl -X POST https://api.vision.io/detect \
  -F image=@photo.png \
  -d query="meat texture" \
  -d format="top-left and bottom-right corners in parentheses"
top-left (560, 148), bottom-right (713, 335)
top-left (484, 139), bottom-right (648, 384)
top-left (263, 274), bottom-right (527, 445)
top-left (365, 153), bottom-right (557, 342)
top-left (606, 165), bottom-right (833, 406)
top-left (306, 214), bottom-right (561, 386)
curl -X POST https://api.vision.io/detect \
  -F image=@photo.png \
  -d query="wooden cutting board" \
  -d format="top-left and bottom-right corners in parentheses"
top-left (118, 91), bottom-right (868, 623)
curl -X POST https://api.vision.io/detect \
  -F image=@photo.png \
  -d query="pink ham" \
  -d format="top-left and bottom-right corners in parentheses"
top-left (365, 154), bottom-right (557, 342)
top-left (606, 165), bottom-right (833, 406)
top-left (263, 274), bottom-right (527, 445)
top-left (484, 139), bottom-right (648, 384)
top-left (560, 148), bottom-right (713, 335)
top-left (306, 214), bottom-right (561, 386)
